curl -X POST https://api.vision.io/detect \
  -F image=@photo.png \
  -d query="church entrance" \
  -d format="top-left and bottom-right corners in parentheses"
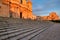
top-left (20, 12), bottom-right (22, 18)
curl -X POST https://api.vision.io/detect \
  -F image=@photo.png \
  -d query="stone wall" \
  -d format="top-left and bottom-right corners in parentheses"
top-left (0, 0), bottom-right (9, 17)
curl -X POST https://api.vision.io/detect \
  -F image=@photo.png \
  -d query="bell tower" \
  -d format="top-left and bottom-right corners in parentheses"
top-left (27, 0), bottom-right (32, 10)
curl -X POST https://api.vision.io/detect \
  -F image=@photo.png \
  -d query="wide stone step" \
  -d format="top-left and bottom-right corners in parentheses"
top-left (0, 27), bottom-right (39, 36)
top-left (0, 26), bottom-right (42, 33)
top-left (3, 27), bottom-right (46, 40)
top-left (0, 27), bottom-right (40, 40)
top-left (20, 27), bottom-right (48, 40)
top-left (0, 17), bottom-right (54, 40)
top-left (0, 27), bottom-right (21, 32)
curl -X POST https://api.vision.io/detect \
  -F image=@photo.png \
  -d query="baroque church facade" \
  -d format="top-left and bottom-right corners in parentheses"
top-left (0, 0), bottom-right (36, 19)
top-left (42, 12), bottom-right (59, 20)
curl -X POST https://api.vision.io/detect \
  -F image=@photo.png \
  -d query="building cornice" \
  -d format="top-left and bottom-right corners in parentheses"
top-left (9, 2), bottom-right (32, 12)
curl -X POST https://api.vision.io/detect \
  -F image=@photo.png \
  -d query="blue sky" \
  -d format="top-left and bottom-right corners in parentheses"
top-left (32, 0), bottom-right (60, 16)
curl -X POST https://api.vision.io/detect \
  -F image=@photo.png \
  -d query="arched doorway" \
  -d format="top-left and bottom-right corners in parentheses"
top-left (20, 12), bottom-right (22, 18)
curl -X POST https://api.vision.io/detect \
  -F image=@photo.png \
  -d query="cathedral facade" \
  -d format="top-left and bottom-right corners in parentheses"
top-left (0, 0), bottom-right (36, 19)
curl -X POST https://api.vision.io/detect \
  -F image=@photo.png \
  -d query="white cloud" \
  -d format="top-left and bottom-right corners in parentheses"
top-left (32, 0), bottom-right (60, 16)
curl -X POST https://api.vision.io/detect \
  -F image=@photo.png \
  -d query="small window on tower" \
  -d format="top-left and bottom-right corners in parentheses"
top-left (21, 0), bottom-right (22, 4)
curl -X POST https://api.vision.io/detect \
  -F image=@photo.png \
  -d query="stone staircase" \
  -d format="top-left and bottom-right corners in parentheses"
top-left (0, 17), bottom-right (54, 40)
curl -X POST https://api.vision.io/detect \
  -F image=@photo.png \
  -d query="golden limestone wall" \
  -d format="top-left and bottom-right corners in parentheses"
top-left (42, 12), bottom-right (59, 20)
top-left (0, 0), bottom-right (9, 17)
top-left (0, 0), bottom-right (35, 19)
